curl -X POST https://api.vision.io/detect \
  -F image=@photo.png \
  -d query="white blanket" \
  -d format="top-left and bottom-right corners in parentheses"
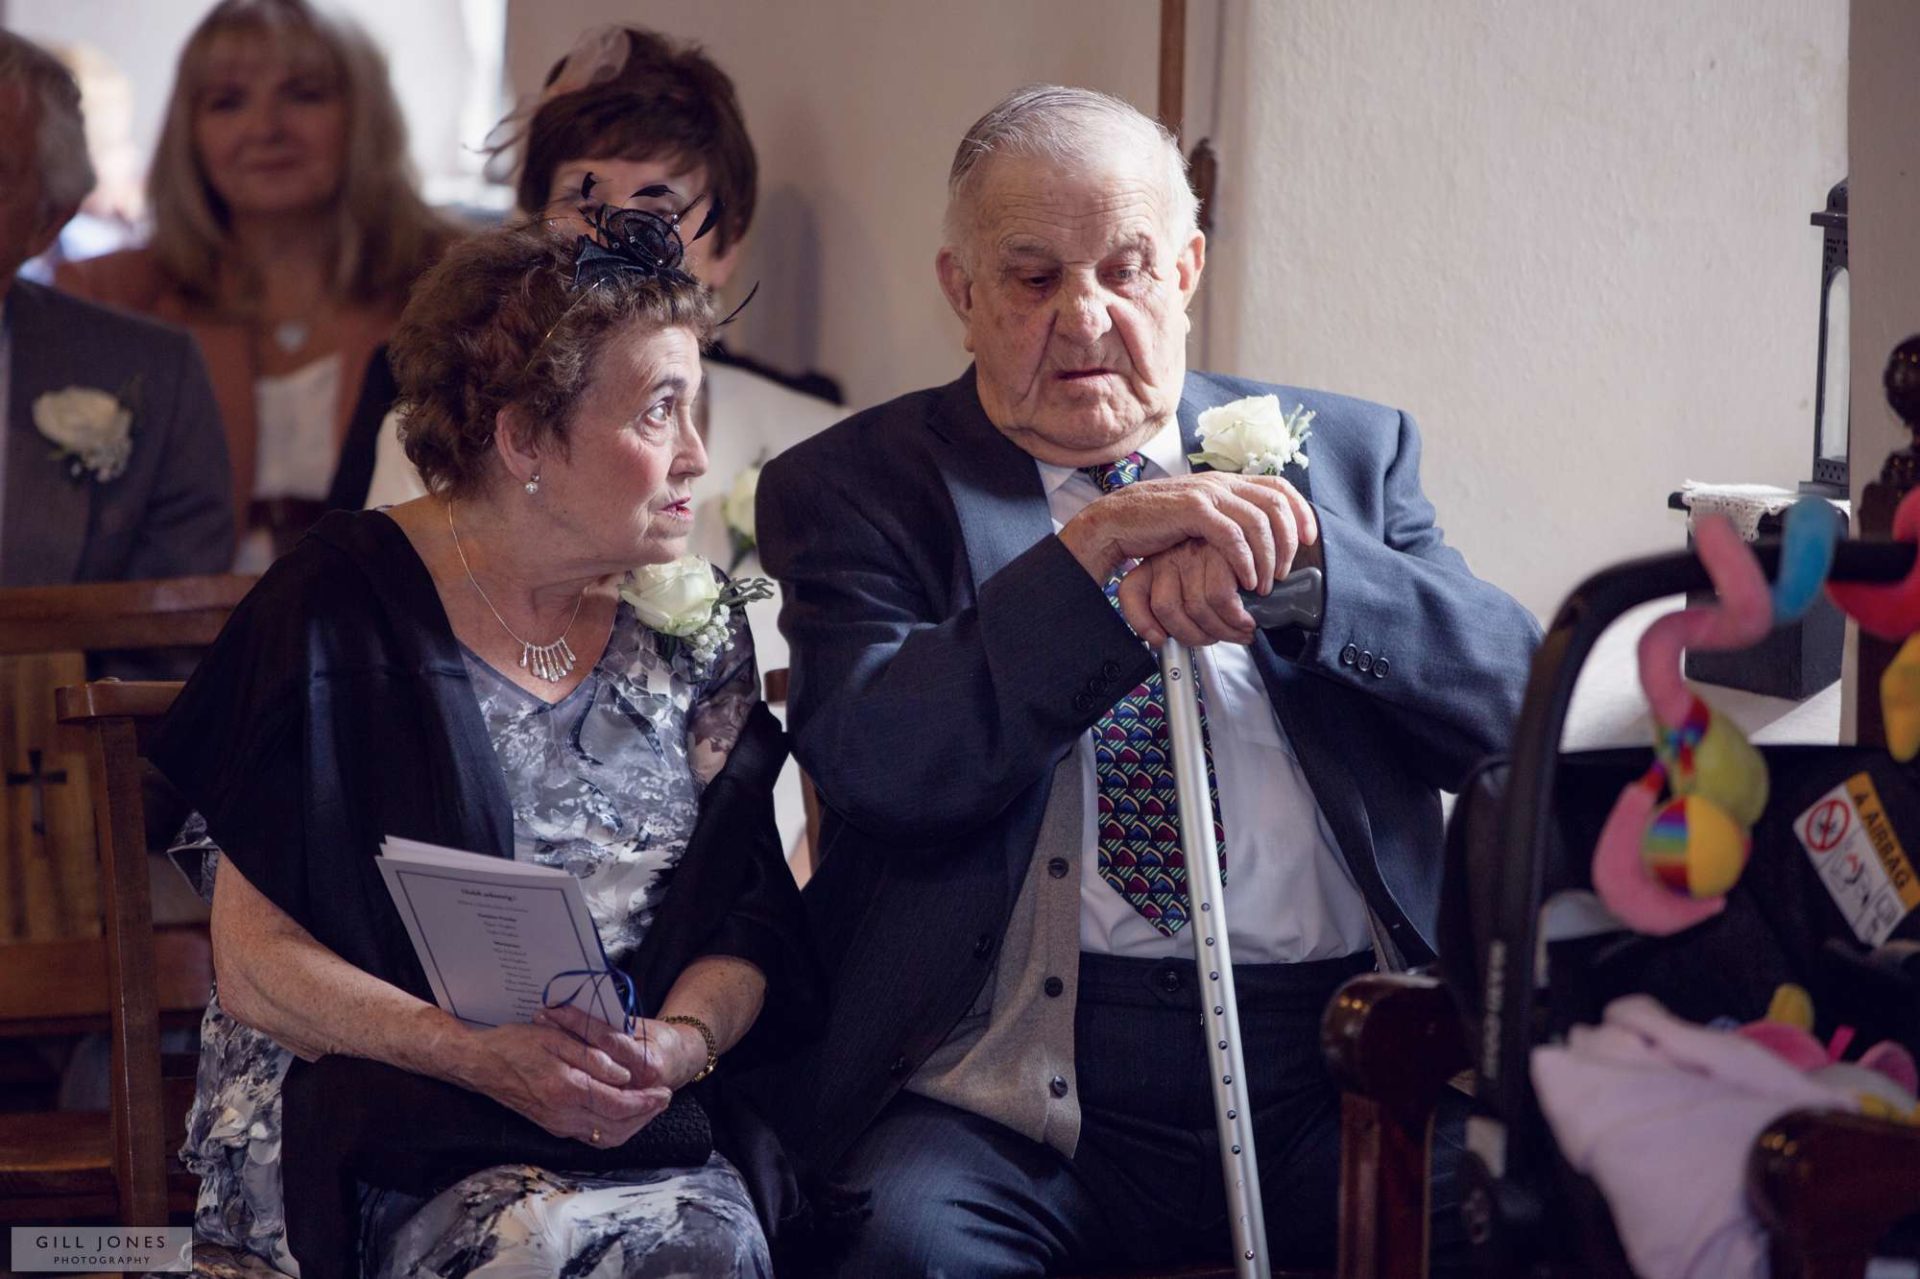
top-left (1532, 995), bottom-right (1861, 1279)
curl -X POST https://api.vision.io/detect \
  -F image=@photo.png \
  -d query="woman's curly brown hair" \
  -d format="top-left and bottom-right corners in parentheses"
top-left (390, 223), bottom-right (714, 498)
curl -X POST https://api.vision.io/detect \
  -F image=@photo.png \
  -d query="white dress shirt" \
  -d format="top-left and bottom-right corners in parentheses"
top-left (238, 354), bottom-right (344, 573)
top-left (1035, 420), bottom-right (1374, 962)
top-left (254, 354), bottom-right (344, 503)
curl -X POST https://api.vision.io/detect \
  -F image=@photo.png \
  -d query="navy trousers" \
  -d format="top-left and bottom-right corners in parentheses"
top-left (829, 951), bottom-right (1465, 1277)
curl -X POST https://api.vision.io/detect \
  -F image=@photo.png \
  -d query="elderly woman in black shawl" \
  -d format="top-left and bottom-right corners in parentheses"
top-left (151, 199), bottom-right (817, 1279)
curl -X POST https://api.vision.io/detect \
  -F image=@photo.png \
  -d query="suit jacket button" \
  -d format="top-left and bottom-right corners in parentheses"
top-left (1073, 690), bottom-right (1095, 714)
top-left (1101, 659), bottom-right (1120, 681)
top-left (890, 1054), bottom-right (911, 1077)
top-left (1048, 857), bottom-right (1070, 879)
top-left (1043, 976), bottom-right (1064, 997)
top-left (1157, 967), bottom-right (1183, 994)
top-left (1373, 656), bottom-right (1390, 678)
top-left (1356, 650), bottom-right (1373, 673)
top-left (1340, 644), bottom-right (1359, 667)
top-left (1049, 1075), bottom-right (1070, 1098)
top-left (973, 933), bottom-right (994, 959)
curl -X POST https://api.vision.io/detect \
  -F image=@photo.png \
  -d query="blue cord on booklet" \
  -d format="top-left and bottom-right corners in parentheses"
top-left (541, 965), bottom-right (639, 1037)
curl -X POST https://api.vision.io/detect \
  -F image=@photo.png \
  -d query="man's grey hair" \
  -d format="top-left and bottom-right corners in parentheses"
top-left (943, 85), bottom-right (1197, 260)
top-left (0, 31), bottom-right (97, 220)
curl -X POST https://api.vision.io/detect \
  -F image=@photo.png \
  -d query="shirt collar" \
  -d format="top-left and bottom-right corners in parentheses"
top-left (1033, 415), bottom-right (1188, 497)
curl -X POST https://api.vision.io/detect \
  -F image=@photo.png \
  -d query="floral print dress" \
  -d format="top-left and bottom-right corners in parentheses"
top-left (178, 599), bottom-right (767, 1279)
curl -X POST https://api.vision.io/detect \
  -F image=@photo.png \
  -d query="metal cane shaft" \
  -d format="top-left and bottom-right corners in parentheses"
top-left (1160, 639), bottom-right (1271, 1279)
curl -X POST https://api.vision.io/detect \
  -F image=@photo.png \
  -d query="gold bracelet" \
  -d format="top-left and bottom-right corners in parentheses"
top-left (662, 1014), bottom-right (718, 1083)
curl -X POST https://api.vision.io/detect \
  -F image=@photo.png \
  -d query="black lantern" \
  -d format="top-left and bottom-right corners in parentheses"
top-left (1802, 179), bottom-right (1848, 497)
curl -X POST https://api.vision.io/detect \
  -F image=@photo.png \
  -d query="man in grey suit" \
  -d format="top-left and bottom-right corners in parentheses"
top-left (755, 86), bottom-right (1541, 1274)
top-left (0, 32), bottom-right (232, 587)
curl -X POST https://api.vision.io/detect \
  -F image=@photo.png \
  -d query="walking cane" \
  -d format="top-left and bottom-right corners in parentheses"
top-left (1158, 566), bottom-right (1325, 1279)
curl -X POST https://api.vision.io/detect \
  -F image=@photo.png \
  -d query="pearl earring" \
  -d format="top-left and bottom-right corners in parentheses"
top-left (524, 473), bottom-right (540, 496)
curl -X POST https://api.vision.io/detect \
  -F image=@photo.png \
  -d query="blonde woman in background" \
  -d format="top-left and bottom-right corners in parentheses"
top-left (58, 0), bottom-right (455, 569)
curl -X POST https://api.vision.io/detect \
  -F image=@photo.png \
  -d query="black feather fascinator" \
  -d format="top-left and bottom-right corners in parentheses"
top-left (568, 174), bottom-right (756, 325)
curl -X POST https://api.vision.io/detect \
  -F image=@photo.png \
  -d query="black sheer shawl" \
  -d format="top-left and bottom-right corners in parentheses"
top-left (150, 509), bottom-right (822, 1271)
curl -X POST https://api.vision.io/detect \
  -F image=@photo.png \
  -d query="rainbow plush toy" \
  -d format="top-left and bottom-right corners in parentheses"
top-left (1827, 489), bottom-right (1920, 760)
top-left (1883, 636), bottom-right (1920, 764)
top-left (1736, 984), bottom-right (1920, 1124)
top-left (1592, 506), bottom-right (1832, 935)
top-left (1641, 794), bottom-right (1747, 899)
top-left (1595, 492), bottom-right (1920, 936)
top-left (1828, 488), bottom-right (1920, 641)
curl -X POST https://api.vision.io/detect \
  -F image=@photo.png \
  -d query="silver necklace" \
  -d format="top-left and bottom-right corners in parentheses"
top-left (270, 318), bottom-right (310, 354)
top-left (446, 502), bottom-right (585, 682)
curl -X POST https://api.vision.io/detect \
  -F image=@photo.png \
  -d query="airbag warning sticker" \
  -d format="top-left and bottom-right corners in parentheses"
top-left (1795, 772), bottom-right (1920, 946)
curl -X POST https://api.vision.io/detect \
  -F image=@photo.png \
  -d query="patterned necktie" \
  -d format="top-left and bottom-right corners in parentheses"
top-left (1082, 454), bottom-right (1226, 937)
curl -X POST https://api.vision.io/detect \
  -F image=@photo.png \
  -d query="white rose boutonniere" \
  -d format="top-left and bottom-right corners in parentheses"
top-left (1190, 394), bottom-right (1313, 477)
top-left (34, 385), bottom-right (136, 483)
top-left (723, 463), bottom-right (760, 571)
top-left (620, 554), bottom-right (774, 675)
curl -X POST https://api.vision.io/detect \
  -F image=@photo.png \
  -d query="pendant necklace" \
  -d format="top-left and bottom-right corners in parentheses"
top-left (447, 502), bottom-right (584, 682)
top-left (271, 318), bottom-right (310, 354)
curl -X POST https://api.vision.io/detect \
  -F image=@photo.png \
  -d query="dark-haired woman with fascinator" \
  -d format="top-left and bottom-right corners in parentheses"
top-left (336, 25), bottom-right (844, 860)
top-left (151, 203), bottom-right (818, 1279)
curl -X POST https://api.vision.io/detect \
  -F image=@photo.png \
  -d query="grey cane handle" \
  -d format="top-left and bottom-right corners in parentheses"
top-left (1241, 566), bottom-right (1324, 631)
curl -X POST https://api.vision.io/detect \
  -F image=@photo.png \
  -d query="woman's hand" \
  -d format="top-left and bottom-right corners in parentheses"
top-left (207, 862), bottom-right (691, 1152)
top-left (534, 1004), bottom-right (708, 1092)
top-left (461, 1020), bottom-right (671, 1147)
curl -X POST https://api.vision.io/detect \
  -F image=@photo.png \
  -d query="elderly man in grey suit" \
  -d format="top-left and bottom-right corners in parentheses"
top-left (1, 32), bottom-right (231, 587)
top-left (755, 86), bottom-right (1541, 1275)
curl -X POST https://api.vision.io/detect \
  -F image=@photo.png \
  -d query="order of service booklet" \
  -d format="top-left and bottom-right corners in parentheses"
top-left (376, 835), bottom-right (624, 1029)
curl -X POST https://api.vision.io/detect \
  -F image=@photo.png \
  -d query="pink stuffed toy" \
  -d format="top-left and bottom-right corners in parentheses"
top-left (1593, 516), bottom-right (1772, 934)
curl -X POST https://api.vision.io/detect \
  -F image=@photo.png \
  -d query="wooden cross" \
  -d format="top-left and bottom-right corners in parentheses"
top-left (7, 748), bottom-right (68, 837)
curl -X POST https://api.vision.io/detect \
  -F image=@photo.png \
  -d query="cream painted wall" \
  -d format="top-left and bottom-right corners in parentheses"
top-left (1203, 1), bottom-right (1848, 619)
top-left (8, 1), bottom-right (210, 166)
top-left (502, 0), bottom-right (1162, 410)
top-left (10, 1), bottom-right (1852, 628)
top-left (6, 0), bottom-right (497, 199)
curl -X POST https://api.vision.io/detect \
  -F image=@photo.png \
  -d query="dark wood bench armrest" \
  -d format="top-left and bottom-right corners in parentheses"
top-left (1749, 1108), bottom-right (1920, 1279)
top-left (1322, 972), bottom-right (1469, 1115)
top-left (1322, 972), bottom-right (1469, 1279)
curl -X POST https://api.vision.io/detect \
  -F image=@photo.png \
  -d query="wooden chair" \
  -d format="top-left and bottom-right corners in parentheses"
top-left (1750, 1110), bottom-right (1920, 1279)
top-left (0, 574), bottom-right (251, 941)
top-left (1321, 973), bottom-right (1467, 1279)
top-left (0, 574), bottom-right (252, 655)
top-left (0, 681), bottom-right (198, 1227)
